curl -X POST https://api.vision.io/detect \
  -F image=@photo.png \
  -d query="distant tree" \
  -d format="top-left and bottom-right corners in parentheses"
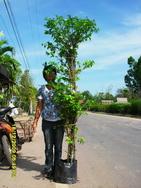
top-left (0, 39), bottom-right (21, 83)
top-left (93, 92), bottom-right (115, 103)
top-left (93, 92), bottom-right (104, 103)
top-left (81, 90), bottom-right (94, 100)
top-left (104, 92), bottom-right (115, 100)
top-left (19, 70), bottom-right (37, 114)
top-left (0, 39), bottom-right (14, 55)
top-left (125, 56), bottom-right (141, 98)
top-left (0, 38), bottom-right (22, 105)
top-left (116, 88), bottom-right (130, 98)
top-left (81, 90), bottom-right (95, 110)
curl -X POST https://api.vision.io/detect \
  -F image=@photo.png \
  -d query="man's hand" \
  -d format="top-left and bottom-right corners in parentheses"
top-left (32, 122), bottom-right (37, 133)
top-left (32, 99), bottom-right (43, 134)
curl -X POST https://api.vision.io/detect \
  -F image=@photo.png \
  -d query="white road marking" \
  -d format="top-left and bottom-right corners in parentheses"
top-left (55, 183), bottom-right (69, 188)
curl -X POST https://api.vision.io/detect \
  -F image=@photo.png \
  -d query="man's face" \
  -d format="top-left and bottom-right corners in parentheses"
top-left (45, 70), bottom-right (56, 82)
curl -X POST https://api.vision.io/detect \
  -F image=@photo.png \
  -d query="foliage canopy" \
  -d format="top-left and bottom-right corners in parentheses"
top-left (43, 15), bottom-right (98, 161)
top-left (125, 56), bottom-right (141, 98)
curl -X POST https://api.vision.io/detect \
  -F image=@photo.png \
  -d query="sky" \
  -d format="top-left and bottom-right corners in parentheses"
top-left (0, 0), bottom-right (141, 95)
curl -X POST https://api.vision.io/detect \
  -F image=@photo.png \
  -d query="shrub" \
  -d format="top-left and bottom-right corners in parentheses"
top-left (90, 102), bottom-right (132, 115)
top-left (106, 103), bottom-right (131, 114)
top-left (106, 103), bottom-right (119, 113)
top-left (90, 103), bottom-right (108, 112)
top-left (130, 99), bottom-right (141, 115)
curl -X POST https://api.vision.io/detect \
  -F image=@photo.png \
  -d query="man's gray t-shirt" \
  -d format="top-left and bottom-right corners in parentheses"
top-left (37, 85), bottom-right (61, 121)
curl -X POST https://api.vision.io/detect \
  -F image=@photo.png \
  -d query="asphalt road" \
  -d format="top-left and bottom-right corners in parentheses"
top-left (0, 112), bottom-right (141, 188)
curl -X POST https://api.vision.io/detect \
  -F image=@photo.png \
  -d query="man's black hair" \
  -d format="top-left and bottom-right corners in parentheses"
top-left (42, 64), bottom-right (57, 80)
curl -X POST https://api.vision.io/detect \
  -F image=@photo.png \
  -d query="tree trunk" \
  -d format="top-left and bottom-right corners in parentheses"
top-left (66, 126), bottom-right (76, 162)
top-left (67, 56), bottom-right (77, 161)
top-left (29, 99), bottom-right (33, 115)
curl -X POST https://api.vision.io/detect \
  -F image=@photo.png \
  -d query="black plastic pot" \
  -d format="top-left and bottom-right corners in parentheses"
top-left (54, 159), bottom-right (77, 184)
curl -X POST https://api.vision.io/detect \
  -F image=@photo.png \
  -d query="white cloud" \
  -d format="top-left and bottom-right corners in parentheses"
top-left (78, 26), bottom-right (141, 70)
top-left (122, 13), bottom-right (141, 26)
top-left (94, 48), bottom-right (141, 70)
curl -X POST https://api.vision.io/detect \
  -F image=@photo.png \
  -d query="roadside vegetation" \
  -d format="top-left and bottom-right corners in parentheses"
top-left (82, 56), bottom-right (141, 116)
top-left (88, 100), bottom-right (141, 116)
top-left (0, 35), bottom-right (37, 114)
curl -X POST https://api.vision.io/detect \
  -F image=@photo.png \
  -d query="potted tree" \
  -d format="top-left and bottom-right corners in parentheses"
top-left (43, 15), bottom-right (98, 184)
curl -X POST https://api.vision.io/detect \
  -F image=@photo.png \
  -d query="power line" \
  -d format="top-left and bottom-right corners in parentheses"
top-left (3, 0), bottom-right (30, 70)
top-left (0, 3), bottom-right (23, 64)
top-left (6, 0), bottom-right (30, 69)
top-left (0, 15), bottom-right (23, 64)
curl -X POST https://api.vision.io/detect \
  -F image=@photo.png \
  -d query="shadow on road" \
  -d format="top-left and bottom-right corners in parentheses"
top-left (17, 155), bottom-right (53, 181)
top-left (17, 154), bottom-right (44, 172)
top-left (16, 155), bottom-right (56, 182)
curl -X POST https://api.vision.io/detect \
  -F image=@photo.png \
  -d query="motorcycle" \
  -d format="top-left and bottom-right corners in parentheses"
top-left (0, 106), bottom-right (23, 167)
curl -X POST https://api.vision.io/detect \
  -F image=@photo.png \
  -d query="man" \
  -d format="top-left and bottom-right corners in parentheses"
top-left (32, 64), bottom-right (64, 179)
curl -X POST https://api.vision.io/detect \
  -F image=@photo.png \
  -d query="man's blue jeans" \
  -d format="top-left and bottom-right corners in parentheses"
top-left (42, 119), bottom-right (64, 172)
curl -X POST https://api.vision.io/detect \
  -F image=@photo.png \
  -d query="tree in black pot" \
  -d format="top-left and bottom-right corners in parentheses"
top-left (43, 15), bottom-right (98, 184)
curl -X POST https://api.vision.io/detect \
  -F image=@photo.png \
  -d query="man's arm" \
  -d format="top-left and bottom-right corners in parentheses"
top-left (32, 99), bottom-right (43, 132)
